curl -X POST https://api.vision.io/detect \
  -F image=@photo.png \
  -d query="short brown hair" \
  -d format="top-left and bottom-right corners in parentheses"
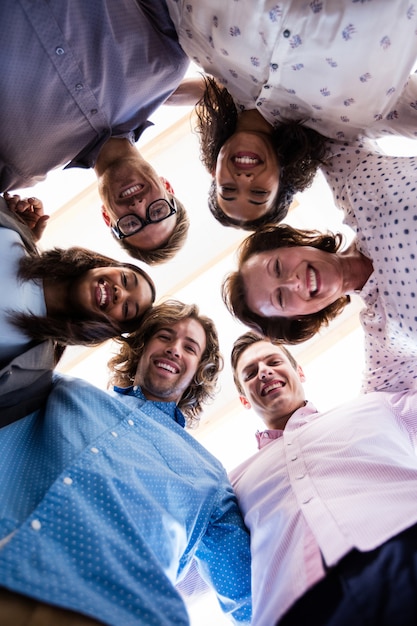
top-left (222, 224), bottom-right (350, 344)
top-left (108, 300), bottom-right (223, 427)
top-left (116, 194), bottom-right (189, 265)
top-left (231, 331), bottom-right (298, 395)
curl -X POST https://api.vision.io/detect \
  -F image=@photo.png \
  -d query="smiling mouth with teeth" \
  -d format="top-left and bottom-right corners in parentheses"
top-left (262, 381), bottom-right (285, 396)
top-left (120, 184), bottom-right (144, 199)
top-left (232, 154), bottom-right (263, 170)
top-left (155, 360), bottom-right (179, 375)
top-left (98, 280), bottom-right (109, 308)
top-left (308, 266), bottom-right (318, 296)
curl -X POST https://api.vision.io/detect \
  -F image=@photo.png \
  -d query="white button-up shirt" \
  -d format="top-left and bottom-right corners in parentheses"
top-left (167, 0), bottom-right (417, 140)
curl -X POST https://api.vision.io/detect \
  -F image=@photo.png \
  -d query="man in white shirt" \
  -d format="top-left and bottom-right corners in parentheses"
top-left (230, 331), bottom-right (417, 626)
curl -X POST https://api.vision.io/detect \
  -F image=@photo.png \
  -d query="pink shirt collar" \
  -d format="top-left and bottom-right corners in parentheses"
top-left (256, 401), bottom-right (318, 449)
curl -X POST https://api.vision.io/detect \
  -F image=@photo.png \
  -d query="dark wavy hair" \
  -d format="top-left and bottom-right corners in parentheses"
top-left (116, 194), bottom-right (190, 265)
top-left (222, 224), bottom-right (350, 344)
top-left (231, 331), bottom-right (299, 396)
top-left (14, 246), bottom-right (156, 346)
top-left (194, 76), bottom-right (328, 231)
top-left (108, 300), bottom-right (223, 427)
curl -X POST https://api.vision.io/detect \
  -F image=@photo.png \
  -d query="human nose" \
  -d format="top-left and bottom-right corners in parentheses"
top-left (113, 283), bottom-right (128, 304)
top-left (234, 171), bottom-right (254, 182)
top-left (258, 362), bottom-right (273, 380)
top-left (278, 272), bottom-right (300, 291)
top-left (165, 340), bottom-right (181, 359)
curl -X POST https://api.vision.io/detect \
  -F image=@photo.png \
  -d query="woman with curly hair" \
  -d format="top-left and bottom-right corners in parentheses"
top-left (194, 76), bottom-right (327, 230)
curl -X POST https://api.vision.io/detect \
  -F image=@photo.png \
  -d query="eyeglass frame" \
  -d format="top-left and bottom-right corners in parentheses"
top-left (111, 197), bottom-right (177, 240)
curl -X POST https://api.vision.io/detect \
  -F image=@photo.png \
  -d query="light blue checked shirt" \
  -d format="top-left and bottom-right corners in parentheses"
top-left (0, 375), bottom-right (251, 625)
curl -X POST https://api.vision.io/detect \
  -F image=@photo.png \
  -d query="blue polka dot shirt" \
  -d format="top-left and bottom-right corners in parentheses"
top-left (0, 374), bottom-right (251, 625)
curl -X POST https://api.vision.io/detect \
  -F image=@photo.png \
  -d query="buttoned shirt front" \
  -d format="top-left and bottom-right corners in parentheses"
top-left (230, 392), bottom-right (417, 625)
top-left (0, 376), bottom-right (251, 625)
top-left (0, 0), bottom-right (189, 191)
top-left (167, 0), bottom-right (417, 140)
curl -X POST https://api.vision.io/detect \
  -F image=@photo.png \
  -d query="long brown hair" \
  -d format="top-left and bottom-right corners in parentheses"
top-left (13, 246), bottom-right (156, 346)
top-left (222, 224), bottom-right (350, 344)
top-left (195, 76), bottom-right (328, 230)
top-left (108, 300), bottom-right (223, 426)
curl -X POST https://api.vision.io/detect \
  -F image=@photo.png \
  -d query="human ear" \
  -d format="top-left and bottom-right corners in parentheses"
top-left (159, 177), bottom-right (175, 195)
top-left (297, 365), bottom-right (306, 383)
top-left (239, 395), bottom-right (252, 410)
top-left (101, 206), bottom-right (112, 228)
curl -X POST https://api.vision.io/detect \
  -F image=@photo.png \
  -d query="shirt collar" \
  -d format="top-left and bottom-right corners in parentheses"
top-left (113, 385), bottom-right (186, 428)
top-left (255, 401), bottom-right (318, 449)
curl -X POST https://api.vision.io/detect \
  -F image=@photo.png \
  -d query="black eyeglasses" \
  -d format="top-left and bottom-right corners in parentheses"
top-left (111, 198), bottom-right (177, 240)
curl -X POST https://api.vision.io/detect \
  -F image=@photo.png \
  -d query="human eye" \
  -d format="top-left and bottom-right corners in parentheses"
top-left (121, 272), bottom-right (127, 287)
top-left (251, 189), bottom-right (267, 197)
top-left (149, 201), bottom-right (169, 221)
top-left (243, 369), bottom-right (256, 381)
top-left (221, 185), bottom-right (236, 194)
top-left (276, 288), bottom-right (284, 311)
top-left (120, 215), bottom-right (141, 233)
top-left (185, 343), bottom-right (197, 355)
top-left (269, 359), bottom-right (282, 366)
top-left (275, 260), bottom-right (281, 277)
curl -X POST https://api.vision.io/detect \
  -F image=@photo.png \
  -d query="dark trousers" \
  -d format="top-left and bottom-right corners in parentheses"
top-left (279, 523), bottom-right (417, 626)
top-left (0, 588), bottom-right (104, 626)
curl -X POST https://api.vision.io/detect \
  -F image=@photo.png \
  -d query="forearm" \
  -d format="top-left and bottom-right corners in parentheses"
top-left (165, 77), bottom-right (206, 106)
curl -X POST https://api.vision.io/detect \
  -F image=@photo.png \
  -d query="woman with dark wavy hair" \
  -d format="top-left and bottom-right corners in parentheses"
top-left (223, 209), bottom-right (417, 395)
top-left (0, 193), bottom-right (157, 425)
top-left (194, 76), bottom-right (328, 231)
top-left (1, 194), bottom-right (156, 355)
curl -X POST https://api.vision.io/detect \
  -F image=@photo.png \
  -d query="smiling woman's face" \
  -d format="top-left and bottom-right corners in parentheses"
top-left (69, 266), bottom-right (154, 325)
top-left (214, 131), bottom-right (280, 223)
top-left (241, 246), bottom-right (345, 318)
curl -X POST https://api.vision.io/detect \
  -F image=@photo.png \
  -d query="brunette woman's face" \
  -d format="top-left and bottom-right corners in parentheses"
top-left (69, 266), bottom-right (154, 325)
top-left (214, 131), bottom-right (280, 222)
top-left (241, 246), bottom-right (345, 318)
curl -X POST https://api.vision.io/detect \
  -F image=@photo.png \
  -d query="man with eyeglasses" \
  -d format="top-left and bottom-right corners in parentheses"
top-left (1, 0), bottom-right (189, 266)
top-left (95, 136), bottom-right (189, 266)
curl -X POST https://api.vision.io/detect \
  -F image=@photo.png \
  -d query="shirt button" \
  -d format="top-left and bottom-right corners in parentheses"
top-left (264, 84), bottom-right (270, 89)
top-left (271, 63), bottom-right (279, 70)
top-left (290, 455), bottom-right (297, 461)
top-left (296, 473), bottom-right (305, 480)
top-left (75, 83), bottom-right (84, 91)
top-left (31, 519), bottom-right (42, 531)
top-left (90, 109), bottom-right (98, 115)
top-left (63, 476), bottom-right (73, 485)
top-left (55, 46), bottom-right (65, 55)
top-left (256, 101), bottom-right (262, 107)
top-left (283, 29), bottom-right (291, 38)
top-left (111, 431), bottom-right (118, 438)
top-left (90, 447), bottom-right (99, 454)
top-left (127, 420), bottom-right (134, 426)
